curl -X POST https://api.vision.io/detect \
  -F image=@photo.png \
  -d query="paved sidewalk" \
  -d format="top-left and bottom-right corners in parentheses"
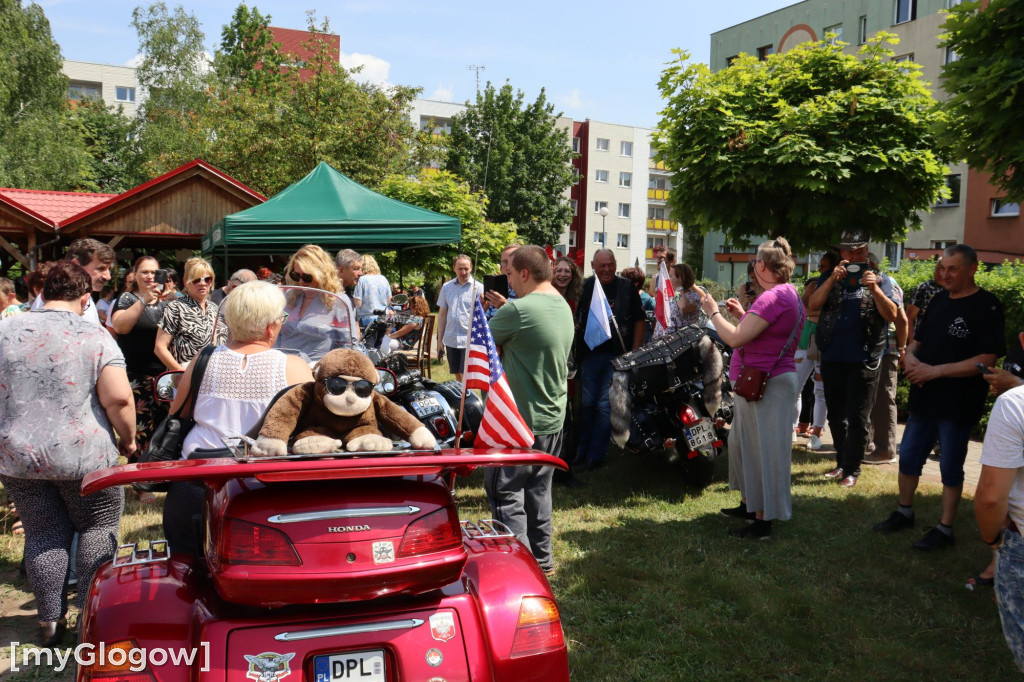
top-left (797, 420), bottom-right (984, 495)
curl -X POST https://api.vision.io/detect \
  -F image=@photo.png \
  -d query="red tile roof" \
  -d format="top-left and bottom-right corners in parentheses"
top-left (0, 188), bottom-right (115, 225)
top-left (270, 26), bottom-right (340, 63)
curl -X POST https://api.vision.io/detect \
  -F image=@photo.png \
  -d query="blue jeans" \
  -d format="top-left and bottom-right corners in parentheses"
top-left (898, 413), bottom-right (973, 486)
top-left (996, 529), bottom-right (1024, 672)
top-left (576, 351), bottom-right (615, 464)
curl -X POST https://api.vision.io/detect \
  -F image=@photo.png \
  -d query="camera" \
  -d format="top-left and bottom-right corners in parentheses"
top-left (153, 268), bottom-right (168, 293)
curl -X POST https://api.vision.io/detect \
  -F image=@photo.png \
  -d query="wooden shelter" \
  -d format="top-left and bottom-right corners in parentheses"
top-left (0, 160), bottom-right (264, 269)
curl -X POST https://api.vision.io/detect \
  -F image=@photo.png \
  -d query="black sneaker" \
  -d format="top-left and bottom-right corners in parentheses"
top-left (912, 526), bottom-right (955, 551)
top-left (873, 510), bottom-right (915, 533)
top-left (720, 502), bottom-right (756, 520)
top-left (730, 520), bottom-right (771, 539)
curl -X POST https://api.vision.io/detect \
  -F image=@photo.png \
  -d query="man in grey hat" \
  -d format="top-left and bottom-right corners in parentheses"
top-left (807, 230), bottom-right (899, 488)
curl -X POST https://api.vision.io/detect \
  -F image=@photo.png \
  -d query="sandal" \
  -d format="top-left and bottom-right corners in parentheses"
top-left (12, 518), bottom-right (23, 535)
top-left (965, 574), bottom-right (995, 591)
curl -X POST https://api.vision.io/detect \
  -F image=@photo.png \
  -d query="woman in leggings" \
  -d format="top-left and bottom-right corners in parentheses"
top-left (0, 262), bottom-right (136, 646)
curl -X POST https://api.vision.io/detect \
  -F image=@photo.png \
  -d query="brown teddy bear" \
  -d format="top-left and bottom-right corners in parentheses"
top-left (254, 349), bottom-right (437, 455)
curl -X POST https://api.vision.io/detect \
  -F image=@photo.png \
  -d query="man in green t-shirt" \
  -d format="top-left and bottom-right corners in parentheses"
top-left (485, 245), bottom-right (574, 575)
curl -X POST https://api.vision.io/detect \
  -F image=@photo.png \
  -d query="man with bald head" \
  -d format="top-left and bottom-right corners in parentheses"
top-left (210, 269), bottom-right (256, 304)
top-left (573, 249), bottom-right (645, 471)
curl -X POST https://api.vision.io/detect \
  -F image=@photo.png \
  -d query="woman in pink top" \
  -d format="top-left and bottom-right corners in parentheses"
top-left (701, 237), bottom-right (805, 539)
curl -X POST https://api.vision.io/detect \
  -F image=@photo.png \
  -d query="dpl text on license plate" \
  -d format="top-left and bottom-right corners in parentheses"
top-left (314, 650), bottom-right (385, 681)
top-left (685, 420), bottom-right (716, 449)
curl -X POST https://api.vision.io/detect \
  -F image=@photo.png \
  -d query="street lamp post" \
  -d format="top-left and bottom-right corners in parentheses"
top-left (599, 205), bottom-right (609, 248)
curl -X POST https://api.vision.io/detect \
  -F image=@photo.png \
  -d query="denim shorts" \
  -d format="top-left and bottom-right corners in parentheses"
top-left (996, 528), bottom-right (1024, 672)
top-left (897, 413), bottom-right (973, 486)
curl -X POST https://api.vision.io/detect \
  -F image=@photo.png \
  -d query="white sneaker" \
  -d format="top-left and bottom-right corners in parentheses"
top-left (808, 435), bottom-right (823, 451)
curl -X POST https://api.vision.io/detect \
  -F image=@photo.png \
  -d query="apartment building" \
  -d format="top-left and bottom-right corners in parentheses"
top-left (63, 60), bottom-right (140, 117)
top-left (702, 0), bottom-right (1021, 285)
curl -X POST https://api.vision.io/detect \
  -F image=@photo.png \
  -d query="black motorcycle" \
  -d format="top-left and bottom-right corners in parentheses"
top-left (609, 325), bottom-right (734, 487)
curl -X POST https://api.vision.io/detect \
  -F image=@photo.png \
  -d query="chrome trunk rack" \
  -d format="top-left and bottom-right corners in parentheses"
top-left (113, 540), bottom-right (170, 567)
top-left (461, 519), bottom-right (516, 540)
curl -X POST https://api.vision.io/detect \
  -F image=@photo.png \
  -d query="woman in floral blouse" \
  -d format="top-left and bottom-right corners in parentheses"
top-left (155, 258), bottom-right (226, 371)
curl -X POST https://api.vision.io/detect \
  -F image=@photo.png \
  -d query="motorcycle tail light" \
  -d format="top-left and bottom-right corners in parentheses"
top-left (510, 596), bottom-right (565, 658)
top-left (677, 405), bottom-right (700, 425)
top-left (432, 416), bottom-right (453, 438)
top-left (398, 506), bottom-right (462, 557)
top-left (222, 518), bottom-right (301, 566)
top-left (79, 639), bottom-right (156, 682)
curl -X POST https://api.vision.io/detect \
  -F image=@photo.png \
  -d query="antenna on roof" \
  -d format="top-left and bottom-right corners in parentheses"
top-left (468, 64), bottom-right (486, 94)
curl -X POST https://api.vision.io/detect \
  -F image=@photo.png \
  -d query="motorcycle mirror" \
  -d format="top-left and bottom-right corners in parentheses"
top-left (153, 371), bottom-right (184, 404)
top-left (391, 293), bottom-right (409, 307)
top-left (376, 368), bottom-right (398, 396)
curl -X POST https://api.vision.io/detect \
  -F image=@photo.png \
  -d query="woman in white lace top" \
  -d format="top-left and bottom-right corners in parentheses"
top-left (162, 281), bottom-right (312, 554)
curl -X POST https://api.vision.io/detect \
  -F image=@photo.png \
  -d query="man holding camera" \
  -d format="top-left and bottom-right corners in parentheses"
top-left (874, 244), bottom-right (1004, 550)
top-left (808, 230), bottom-right (899, 488)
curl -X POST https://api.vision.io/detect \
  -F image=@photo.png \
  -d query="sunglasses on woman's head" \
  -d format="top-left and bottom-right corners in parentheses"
top-left (288, 271), bottom-right (315, 284)
top-left (323, 377), bottom-right (375, 398)
top-left (191, 276), bottom-right (213, 285)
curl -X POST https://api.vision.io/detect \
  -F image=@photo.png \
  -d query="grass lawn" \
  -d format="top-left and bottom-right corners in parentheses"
top-left (0, 358), bottom-right (1017, 679)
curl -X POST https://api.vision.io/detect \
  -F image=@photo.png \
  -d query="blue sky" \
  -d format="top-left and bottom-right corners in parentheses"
top-left (43, 0), bottom-right (798, 128)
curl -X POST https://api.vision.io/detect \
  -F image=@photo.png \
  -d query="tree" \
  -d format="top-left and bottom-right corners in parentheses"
top-left (376, 170), bottom-right (518, 287)
top-left (445, 82), bottom-right (574, 247)
top-left (654, 35), bottom-right (949, 252)
top-left (212, 3), bottom-right (284, 94)
top-left (131, 2), bottom-right (211, 175)
top-left (69, 100), bottom-right (147, 193)
top-left (0, 0), bottom-right (91, 190)
top-left (940, 0), bottom-right (1024, 202)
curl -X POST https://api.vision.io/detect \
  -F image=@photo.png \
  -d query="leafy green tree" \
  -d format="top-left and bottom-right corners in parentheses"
top-left (0, 0), bottom-right (91, 189)
top-left (69, 100), bottom-right (147, 193)
top-left (376, 170), bottom-right (518, 287)
top-left (654, 35), bottom-right (949, 252)
top-left (445, 81), bottom-right (574, 247)
top-left (131, 1), bottom-right (211, 175)
top-left (212, 3), bottom-right (284, 94)
top-left (940, 0), bottom-right (1024, 202)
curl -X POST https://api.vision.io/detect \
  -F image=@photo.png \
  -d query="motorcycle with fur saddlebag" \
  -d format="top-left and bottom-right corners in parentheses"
top-left (609, 325), bottom-right (734, 488)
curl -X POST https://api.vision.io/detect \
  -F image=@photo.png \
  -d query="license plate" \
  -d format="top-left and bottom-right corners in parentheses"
top-left (412, 398), bottom-right (441, 416)
top-left (314, 650), bottom-right (385, 681)
top-left (685, 419), bottom-right (716, 450)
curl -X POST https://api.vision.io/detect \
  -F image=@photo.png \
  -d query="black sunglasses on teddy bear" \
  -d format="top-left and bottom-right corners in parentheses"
top-left (323, 377), bottom-right (375, 398)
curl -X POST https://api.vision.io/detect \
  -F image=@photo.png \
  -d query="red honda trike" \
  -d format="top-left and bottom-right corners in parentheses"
top-left (75, 444), bottom-right (569, 681)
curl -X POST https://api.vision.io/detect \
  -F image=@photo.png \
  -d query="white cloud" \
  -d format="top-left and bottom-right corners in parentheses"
top-left (340, 52), bottom-right (391, 87)
top-left (555, 89), bottom-right (586, 110)
top-left (123, 54), bottom-right (144, 68)
top-left (429, 84), bottom-right (455, 101)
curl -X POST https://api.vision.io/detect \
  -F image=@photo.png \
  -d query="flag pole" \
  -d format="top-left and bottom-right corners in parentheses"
top-left (610, 313), bottom-right (627, 353)
top-left (454, 298), bottom-right (475, 450)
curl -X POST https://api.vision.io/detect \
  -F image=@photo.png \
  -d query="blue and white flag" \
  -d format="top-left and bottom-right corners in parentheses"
top-left (584, 280), bottom-right (614, 350)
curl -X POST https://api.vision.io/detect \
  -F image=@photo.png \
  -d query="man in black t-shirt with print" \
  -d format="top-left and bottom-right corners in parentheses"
top-left (874, 244), bottom-right (1005, 551)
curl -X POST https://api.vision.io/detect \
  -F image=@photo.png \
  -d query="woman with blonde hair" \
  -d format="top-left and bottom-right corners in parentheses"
top-left (353, 254), bottom-right (393, 327)
top-left (155, 258), bottom-right (226, 371)
top-left (701, 237), bottom-right (805, 539)
top-left (276, 244), bottom-right (358, 361)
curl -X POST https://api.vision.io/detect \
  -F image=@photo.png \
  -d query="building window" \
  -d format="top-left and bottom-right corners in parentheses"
top-left (594, 232), bottom-right (606, 245)
top-left (618, 203), bottom-right (631, 218)
top-left (647, 236), bottom-right (665, 249)
top-left (946, 0), bottom-right (963, 7)
top-left (596, 138), bottom-right (609, 151)
top-left (568, 231), bottom-right (577, 247)
top-left (824, 24), bottom-right (843, 45)
top-left (858, 16), bottom-right (868, 44)
top-left (893, 53), bottom-right (915, 74)
top-left (595, 169), bottom-right (608, 183)
top-left (617, 234), bottom-right (630, 249)
top-left (619, 172), bottom-right (632, 188)
top-left (572, 136), bottom-right (580, 153)
top-left (992, 199), bottom-right (1021, 217)
top-left (594, 201), bottom-right (608, 213)
top-left (570, 199), bottom-right (578, 215)
top-left (885, 242), bottom-right (904, 267)
top-left (726, 55), bottom-right (739, 67)
top-left (115, 86), bottom-right (136, 102)
top-left (931, 240), bottom-right (958, 249)
top-left (620, 141), bottom-right (633, 157)
top-left (944, 46), bottom-right (959, 64)
top-left (649, 176), bottom-right (670, 191)
top-left (756, 44), bottom-right (773, 60)
top-left (935, 174), bottom-right (961, 207)
top-left (895, 0), bottom-right (916, 25)
top-left (68, 82), bottom-right (101, 101)
top-left (573, 168), bottom-right (580, 185)
top-left (648, 206), bottom-right (666, 220)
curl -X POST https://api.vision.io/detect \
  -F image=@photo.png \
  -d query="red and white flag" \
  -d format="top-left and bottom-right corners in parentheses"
top-left (654, 260), bottom-right (675, 331)
top-left (464, 300), bottom-right (534, 448)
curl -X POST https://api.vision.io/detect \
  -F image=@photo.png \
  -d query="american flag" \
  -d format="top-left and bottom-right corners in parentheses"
top-left (464, 300), bottom-right (534, 448)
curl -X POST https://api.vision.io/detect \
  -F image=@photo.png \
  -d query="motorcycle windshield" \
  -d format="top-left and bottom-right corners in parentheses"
top-left (81, 449), bottom-right (567, 494)
top-left (275, 286), bottom-right (359, 363)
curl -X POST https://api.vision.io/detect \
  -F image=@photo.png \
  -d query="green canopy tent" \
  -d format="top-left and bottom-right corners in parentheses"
top-left (201, 162), bottom-right (461, 266)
